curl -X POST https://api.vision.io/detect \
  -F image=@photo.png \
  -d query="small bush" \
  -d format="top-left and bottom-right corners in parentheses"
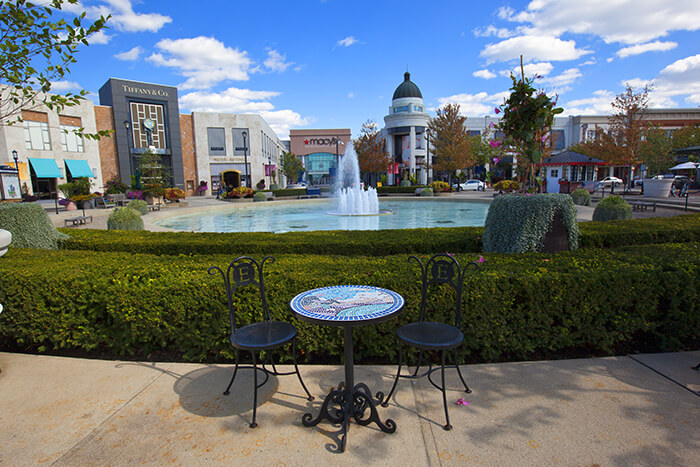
top-left (400, 180), bottom-right (412, 187)
top-left (377, 186), bottom-right (427, 194)
top-left (253, 192), bottom-right (267, 202)
top-left (0, 202), bottom-right (68, 249)
top-left (270, 183), bottom-right (280, 191)
top-left (593, 196), bottom-right (633, 222)
top-left (570, 188), bottom-right (591, 206)
top-left (483, 194), bottom-right (579, 253)
top-left (493, 180), bottom-right (520, 192)
top-left (126, 199), bottom-right (148, 216)
top-left (430, 181), bottom-right (450, 192)
top-left (420, 187), bottom-right (434, 197)
top-left (107, 208), bottom-right (144, 231)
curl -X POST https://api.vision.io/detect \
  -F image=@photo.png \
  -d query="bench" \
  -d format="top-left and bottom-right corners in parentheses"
top-left (148, 204), bottom-right (162, 212)
top-left (629, 201), bottom-right (656, 212)
top-left (64, 215), bottom-right (93, 227)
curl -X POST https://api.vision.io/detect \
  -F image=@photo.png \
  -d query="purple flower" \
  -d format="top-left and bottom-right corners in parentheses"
top-left (494, 107), bottom-right (501, 115)
top-left (456, 398), bottom-right (470, 406)
top-left (493, 157), bottom-right (500, 164)
top-left (477, 255), bottom-right (485, 263)
top-left (489, 140), bottom-right (502, 149)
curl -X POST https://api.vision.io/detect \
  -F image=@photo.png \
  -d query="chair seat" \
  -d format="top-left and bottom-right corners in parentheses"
top-left (231, 321), bottom-right (297, 351)
top-left (396, 321), bottom-right (463, 350)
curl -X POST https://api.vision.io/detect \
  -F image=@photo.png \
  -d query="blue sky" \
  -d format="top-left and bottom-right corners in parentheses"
top-left (55, 0), bottom-right (700, 138)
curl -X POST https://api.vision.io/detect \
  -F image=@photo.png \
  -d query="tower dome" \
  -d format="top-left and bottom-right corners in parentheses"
top-left (392, 72), bottom-right (423, 100)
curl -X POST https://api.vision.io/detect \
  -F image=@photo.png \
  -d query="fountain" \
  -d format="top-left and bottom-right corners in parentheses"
top-left (331, 142), bottom-right (381, 215)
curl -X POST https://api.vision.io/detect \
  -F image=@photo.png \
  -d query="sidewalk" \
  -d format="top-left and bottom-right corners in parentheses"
top-left (0, 351), bottom-right (697, 465)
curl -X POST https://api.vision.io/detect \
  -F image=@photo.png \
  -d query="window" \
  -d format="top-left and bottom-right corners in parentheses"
top-left (207, 127), bottom-right (226, 156)
top-left (586, 129), bottom-right (596, 141)
top-left (413, 105), bottom-right (423, 112)
top-left (61, 125), bottom-right (84, 152)
top-left (24, 121), bottom-right (51, 150)
top-left (551, 130), bottom-right (565, 150)
top-left (550, 169), bottom-right (559, 178)
top-left (393, 105), bottom-right (409, 113)
top-left (129, 102), bottom-right (167, 149)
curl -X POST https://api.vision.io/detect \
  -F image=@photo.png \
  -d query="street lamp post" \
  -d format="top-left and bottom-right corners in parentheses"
top-left (425, 132), bottom-right (431, 184)
top-left (124, 120), bottom-right (133, 177)
top-left (242, 131), bottom-right (249, 188)
top-left (268, 154), bottom-right (272, 189)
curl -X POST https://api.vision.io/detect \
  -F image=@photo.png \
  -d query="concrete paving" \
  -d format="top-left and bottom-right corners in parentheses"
top-left (0, 351), bottom-right (698, 465)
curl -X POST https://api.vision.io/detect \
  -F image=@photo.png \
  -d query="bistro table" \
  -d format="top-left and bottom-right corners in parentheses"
top-left (290, 285), bottom-right (405, 452)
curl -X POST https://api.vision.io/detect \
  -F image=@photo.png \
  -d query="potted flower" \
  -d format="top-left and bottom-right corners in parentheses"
top-left (227, 186), bottom-right (254, 198)
top-left (197, 181), bottom-right (208, 196)
top-left (165, 187), bottom-right (186, 202)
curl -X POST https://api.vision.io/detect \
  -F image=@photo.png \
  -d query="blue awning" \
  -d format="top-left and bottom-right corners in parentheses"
top-left (64, 159), bottom-right (94, 178)
top-left (28, 158), bottom-right (62, 178)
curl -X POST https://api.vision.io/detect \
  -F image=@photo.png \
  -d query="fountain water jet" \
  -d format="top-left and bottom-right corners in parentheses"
top-left (330, 142), bottom-right (383, 216)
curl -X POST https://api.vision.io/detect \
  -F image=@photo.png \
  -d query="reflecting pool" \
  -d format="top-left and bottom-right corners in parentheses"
top-left (154, 198), bottom-right (490, 233)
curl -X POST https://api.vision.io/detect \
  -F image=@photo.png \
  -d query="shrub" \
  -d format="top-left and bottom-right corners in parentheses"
top-left (0, 244), bottom-right (697, 362)
top-left (104, 175), bottom-right (129, 195)
top-left (570, 188), bottom-right (591, 206)
top-left (253, 192), bottom-right (267, 202)
top-left (377, 186), bottom-right (427, 194)
top-left (492, 179), bottom-right (520, 192)
top-left (107, 208), bottom-right (144, 231)
top-left (270, 183), bottom-right (280, 191)
top-left (165, 188), bottom-right (186, 201)
top-left (593, 196), bottom-right (633, 222)
top-left (0, 202), bottom-right (68, 249)
top-left (483, 194), bottom-right (579, 253)
top-left (400, 180), bottom-right (411, 187)
top-left (420, 187), bottom-right (434, 197)
top-left (126, 199), bottom-right (148, 216)
top-left (430, 181), bottom-right (450, 192)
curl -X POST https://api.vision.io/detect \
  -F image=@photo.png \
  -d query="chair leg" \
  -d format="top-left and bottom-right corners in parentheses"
top-left (292, 338), bottom-right (314, 401)
top-left (453, 349), bottom-right (471, 394)
top-left (441, 350), bottom-right (452, 431)
top-left (250, 351), bottom-right (259, 428)
top-left (382, 341), bottom-right (403, 407)
top-left (412, 350), bottom-right (424, 377)
top-left (223, 349), bottom-right (240, 396)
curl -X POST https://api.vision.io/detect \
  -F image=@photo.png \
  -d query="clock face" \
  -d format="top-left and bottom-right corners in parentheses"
top-left (143, 118), bottom-right (155, 130)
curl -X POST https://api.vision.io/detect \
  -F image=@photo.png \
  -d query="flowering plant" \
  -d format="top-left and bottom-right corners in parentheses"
top-left (165, 187), bottom-right (186, 201)
top-left (126, 190), bottom-right (144, 200)
top-left (226, 186), bottom-right (254, 198)
top-left (197, 181), bottom-right (208, 192)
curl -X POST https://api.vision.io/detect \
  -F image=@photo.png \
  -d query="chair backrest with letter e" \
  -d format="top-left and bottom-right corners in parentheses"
top-left (409, 253), bottom-right (479, 328)
top-left (208, 256), bottom-right (275, 335)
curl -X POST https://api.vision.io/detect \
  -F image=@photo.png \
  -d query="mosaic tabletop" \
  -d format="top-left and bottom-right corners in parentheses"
top-left (290, 285), bottom-right (404, 325)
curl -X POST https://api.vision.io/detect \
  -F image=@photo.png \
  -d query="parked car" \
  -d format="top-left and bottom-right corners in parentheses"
top-left (595, 176), bottom-right (623, 188)
top-left (453, 179), bottom-right (486, 191)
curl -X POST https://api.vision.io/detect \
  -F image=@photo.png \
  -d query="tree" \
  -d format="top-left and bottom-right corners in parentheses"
top-left (427, 103), bottom-right (472, 189)
top-left (0, 0), bottom-right (109, 138)
top-left (495, 60), bottom-right (562, 190)
top-left (280, 151), bottom-right (304, 185)
top-left (608, 84), bottom-right (651, 188)
top-left (354, 120), bottom-right (391, 186)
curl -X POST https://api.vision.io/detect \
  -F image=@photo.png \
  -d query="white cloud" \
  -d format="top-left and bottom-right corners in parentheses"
top-left (114, 46), bottom-right (143, 61)
top-left (514, 62), bottom-right (554, 77)
top-left (473, 69), bottom-right (497, 79)
top-left (543, 68), bottom-right (582, 88)
top-left (64, 0), bottom-right (171, 33)
top-left (616, 41), bottom-right (678, 58)
top-left (179, 87), bottom-right (309, 137)
top-left (505, 0), bottom-right (700, 45)
top-left (648, 54), bottom-right (700, 106)
top-left (437, 91), bottom-right (510, 116)
top-left (473, 25), bottom-right (516, 38)
top-left (50, 80), bottom-right (81, 92)
top-left (563, 90), bottom-right (615, 115)
top-left (88, 30), bottom-right (111, 44)
top-left (148, 37), bottom-right (254, 89)
top-left (337, 36), bottom-right (358, 47)
top-left (264, 49), bottom-right (293, 73)
top-left (480, 35), bottom-right (592, 63)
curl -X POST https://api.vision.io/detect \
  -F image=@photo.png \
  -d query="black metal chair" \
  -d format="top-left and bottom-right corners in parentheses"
top-left (208, 256), bottom-right (313, 428)
top-left (382, 253), bottom-right (479, 430)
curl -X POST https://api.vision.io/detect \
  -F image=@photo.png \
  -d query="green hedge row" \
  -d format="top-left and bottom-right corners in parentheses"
top-left (377, 185), bottom-right (427, 194)
top-left (1, 244), bottom-right (697, 363)
top-left (58, 214), bottom-right (700, 257)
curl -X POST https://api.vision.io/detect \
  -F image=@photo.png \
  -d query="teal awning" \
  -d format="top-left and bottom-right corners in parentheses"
top-left (64, 159), bottom-right (94, 178)
top-left (28, 158), bottom-right (62, 178)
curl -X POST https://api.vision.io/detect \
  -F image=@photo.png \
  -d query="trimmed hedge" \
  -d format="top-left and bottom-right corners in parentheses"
top-left (107, 207), bottom-right (144, 231)
top-left (57, 214), bottom-right (700, 256)
top-left (377, 186), bottom-right (427, 194)
top-left (126, 199), bottom-right (148, 215)
top-left (0, 202), bottom-right (67, 249)
top-left (483, 194), bottom-right (579, 253)
top-left (593, 195), bottom-right (633, 222)
top-left (0, 244), bottom-right (697, 363)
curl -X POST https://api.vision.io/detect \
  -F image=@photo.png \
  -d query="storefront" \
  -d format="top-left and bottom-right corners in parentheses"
top-left (289, 129), bottom-right (351, 186)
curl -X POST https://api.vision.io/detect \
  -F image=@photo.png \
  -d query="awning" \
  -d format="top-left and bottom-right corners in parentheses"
top-left (64, 159), bottom-right (94, 178)
top-left (28, 158), bottom-right (62, 178)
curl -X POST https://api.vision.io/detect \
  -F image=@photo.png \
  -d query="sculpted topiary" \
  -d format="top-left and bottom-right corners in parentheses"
top-left (592, 196), bottom-right (633, 222)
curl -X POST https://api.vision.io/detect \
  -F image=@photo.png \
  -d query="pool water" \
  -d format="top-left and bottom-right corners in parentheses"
top-left (154, 199), bottom-right (490, 233)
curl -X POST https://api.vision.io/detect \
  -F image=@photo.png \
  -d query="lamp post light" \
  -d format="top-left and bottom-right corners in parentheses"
top-left (425, 131), bottom-right (431, 184)
top-left (242, 131), bottom-right (249, 188)
top-left (124, 120), bottom-right (133, 177)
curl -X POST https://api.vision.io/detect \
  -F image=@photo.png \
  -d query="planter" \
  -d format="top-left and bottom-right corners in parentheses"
top-left (145, 195), bottom-right (164, 205)
top-left (65, 201), bottom-right (77, 211)
top-left (0, 228), bottom-right (11, 256)
top-left (642, 178), bottom-right (673, 198)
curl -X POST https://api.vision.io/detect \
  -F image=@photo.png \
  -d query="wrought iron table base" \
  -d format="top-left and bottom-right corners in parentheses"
top-left (302, 381), bottom-right (396, 452)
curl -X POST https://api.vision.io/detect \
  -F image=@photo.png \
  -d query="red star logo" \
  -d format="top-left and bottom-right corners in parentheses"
top-left (304, 139), bottom-right (309, 145)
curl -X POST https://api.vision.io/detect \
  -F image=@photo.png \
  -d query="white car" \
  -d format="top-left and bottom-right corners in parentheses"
top-left (596, 176), bottom-right (623, 187)
top-left (454, 179), bottom-right (486, 191)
